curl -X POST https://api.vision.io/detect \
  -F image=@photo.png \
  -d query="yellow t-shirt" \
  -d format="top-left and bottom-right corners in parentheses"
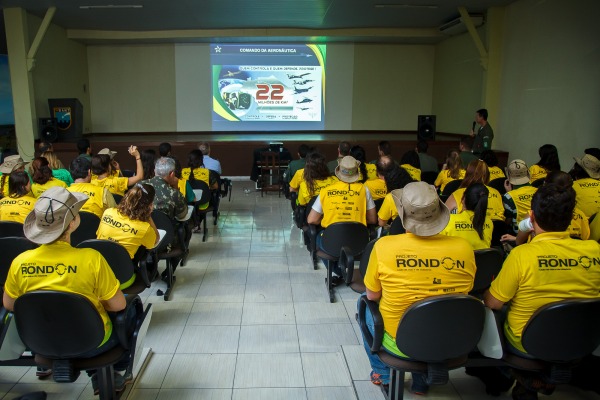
top-left (289, 169), bottom-right (305, 190)
top-left (434, 169), bottom-right (466, 192)
top-left (31, 178), bottom-right (68, 198)
top-left (377, 192), bottom-right (398, 223)
top-left (440, 210), bottom-right (493, 250)
top-left (364, 178), bottom-right (387, 201)
top-left (590, 213), bottom-right (600, 242)
top-left (489, 231), bottom-right (600, 353)
top-left (181, 167), bottom-right (211, 187)
top-left (1, 175), bottom-right (9, 197)
top-left (91, 175), bottom-right (129, 197)
top-left (505, 185), bottom-right (538, 224)
top-left (401, 164), bottom-right (421, 181)
top-left (528, 165), bottom-right (548, 183)
top-left (68, 183), bottom-right (115, 218)
top-left (0, 195), bottom-right (36, 224)
top-left (364, 233), bottom-right (476, 355)
top-left (452, 185), bottom-right (505, 221)
top-left (569, 207), bottom-right (590, 240)
top-left (96, 208), bottom-right (157, 258)
top-left (5, 242), bottom-right (120, 345)
top-left (297, 176), bottom-right (338, 206)
top-left (317, 181), bottom-right (368, 228)
top-left (488, 166), bottom-right (506, 181)
top-left (365, 164), bottom-right (378, 181)
top-left (573, 178), bottom-right (600, 218)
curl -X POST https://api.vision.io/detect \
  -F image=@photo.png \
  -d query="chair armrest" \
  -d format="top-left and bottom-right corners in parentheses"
top-left (357, 294), bottom-right (384, 353)
top-left (113, 295), bottom-right (143, 350)
top-left (135, 248), bottom-right (156, 287)
top-left (339, 246), bottom-right (355, 285)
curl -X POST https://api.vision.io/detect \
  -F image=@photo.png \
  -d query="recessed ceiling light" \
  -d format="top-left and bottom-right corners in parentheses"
top-left (79, 5), bottom-right (143, 9)
top-left (374, 4), bottom-right (438, 9)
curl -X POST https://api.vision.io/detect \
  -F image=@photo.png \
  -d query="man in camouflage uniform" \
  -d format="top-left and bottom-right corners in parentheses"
top-left (144, 157), bottom-right (190, 272)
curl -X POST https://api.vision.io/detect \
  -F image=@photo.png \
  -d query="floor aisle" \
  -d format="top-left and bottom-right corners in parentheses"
top-left (1, 181), bottom-right (598, 400)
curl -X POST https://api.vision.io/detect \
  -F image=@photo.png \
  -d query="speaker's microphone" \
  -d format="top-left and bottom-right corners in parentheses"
top-left (472, 121), bottom-right (476, 131)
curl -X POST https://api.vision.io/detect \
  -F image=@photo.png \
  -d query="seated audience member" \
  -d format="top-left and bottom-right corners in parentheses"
top-left (434, 149), bottom-right (465, 192)
top-left (296, 151), bottom-right (337, 206)
top-left (480, 150), bottom-right (505, 181)
top-left (445, 159), bottom-right (505, 223)
top-left (97, 148), bottom-right (122, 177)
top-left (159, 142), bottom-right (182, 177)
top-left (41, 151), bottom-right (73, 186)
top-left (416, 140), bottom-right (439, 173)
top-left (369, 140), bottom-right (395, 165)
top-left (350, 145), bottom-right (376, 181)
top-left (529, 144), bottom-right (561, 183)
top-left (502, 171), bottom-right (590, 245)
top-left (3, 187), bottom-right (132, 393)
top-left (91, 146), bottom-right (143, 197)
top-left (569, 153), bottom-right (600, 218)
top-left (285, 144), bottom-right (309, 185)
top-left (502, 159), bottom-right (537, 234)
top-left (364, 156), bottom-right (391, 203)
top-left (198, 142), bottom-right (222, 175)
top-left (399, 150), bottom-right (421, 181)
top-left (459, 137), bottom-right (478, 166)
top-left (31, 157), bottom-right (68, 197)
top-left (441, 183), bottom-right (493, 250)
top-left (0, 171), bottom-right (36, 223)
top-left (327, 141), bottom-right (351, 174)
top-left (181, 150), bottom-right (219, 190)
top-left (97, 183), bottom-right (159, 266)
top-left (76, 138), bottom-right (92, 161)
top-left (307, 156), bottom-right (377, 274)
top-left (484, 183), bottom-right (600, 400)
top-left (68, 158), bottom-right (117, 218)
top-left (141, 149), bottom-right (157, 180)
top-left (361, 182), bottom-right (476, 393)
top-left (0, 154), bottom-right (26, 198)
top-left (377, 162), bottom-right (415, 227)
top-left (36, 140), bottom-right (55, 157)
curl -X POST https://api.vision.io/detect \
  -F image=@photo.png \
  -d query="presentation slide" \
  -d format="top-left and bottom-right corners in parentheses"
top-left (211, 44), bottom-right (326, 131)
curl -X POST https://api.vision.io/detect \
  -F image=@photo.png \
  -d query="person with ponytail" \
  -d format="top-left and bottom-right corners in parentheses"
top-left (350, 145), bottom-right (373, 182)
top-left (31, 157), bottom-right (68, 197)
top-left (441, 183), bottom-right (493, 249)
top-left (434, 149), bottom-right (465, 192)
top-left (529, 144), bottom-right (561, 183)
top-left (0, 171), bottom-right (36, 223)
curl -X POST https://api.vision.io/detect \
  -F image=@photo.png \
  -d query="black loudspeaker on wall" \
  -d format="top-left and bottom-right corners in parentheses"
top-left (48, 98), bottom-right (83, 141)
top-left (417, 115), bottom-right (436, 141)
top-left (39, 118), bottom-right (58, 143)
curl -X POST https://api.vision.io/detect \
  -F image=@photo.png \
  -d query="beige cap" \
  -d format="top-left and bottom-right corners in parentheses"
top-left (505, 159), bottom-right (530, 185)
top-left (574, 154), bottom-right (600, 180)
top-left (0, 155), bottom-right (26, 174)
top-left (98, 148), bottom-right (117, 159)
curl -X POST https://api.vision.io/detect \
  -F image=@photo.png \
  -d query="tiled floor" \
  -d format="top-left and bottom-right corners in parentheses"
top-left (2, 180), bottom-right (599, 400)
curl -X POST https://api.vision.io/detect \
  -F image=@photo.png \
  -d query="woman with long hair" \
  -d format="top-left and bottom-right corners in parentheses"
top-left (530, 144), bottom-right (561, 183)
top-left (441, 183), bottom-right (492, 249)
top-left (0, 154), bottom-right (26, 198)
top-left (377, 163), bottom-right (415, 226)
top-left (445, 159), bottom-right (504, 222)
top-left (96, 183), bottom-right (159, 267)
top-left (480, 150), bottom-right (505, 181)
top-left (40, 150), bottom-right (73, 186)
top-left (141, 149), bottom-right (157, 180)
top-left (400, 150), bottom-right (421, 181)
top-left (91, 145), bottom-right (143, 196)
top-left (0, 171), bottom-right (36, 223)
top-left (297, 151), bottom-right (337, 206)
top-left (31, 157), bottom-right (68, 197)
top-left (434, 149), bottom-right (465, 192)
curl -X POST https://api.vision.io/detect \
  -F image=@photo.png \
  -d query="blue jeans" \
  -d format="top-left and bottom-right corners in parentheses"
top-left (357, 296), bottom-right (427, 389)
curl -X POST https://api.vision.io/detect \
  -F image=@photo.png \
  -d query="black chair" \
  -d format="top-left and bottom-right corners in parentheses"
top-left (344, 238), bottom-right (378, 294)
top-left (220, 178), bottom-right (232, 202)
top-left (374, 198), bottom-right (384, 213)
top-left (189, 179), bottom-right (216, 242)
top-left (150, 210), bottom-right (181, 301)
top-left (0, 221), bottom-right (25, 238)
top-left (502, 299), bottom-right (600, 385)
top-left (311, 222), bottom-right (371, 302)
top-left (0, 237), bottom-right (38, 299)
top-left (77, 239), bottom-right (150, 295)
top-left (488, 177), bottom-right (507, 195)
top-left (421, 171), bottom-right (438, 185)
top-left (439, 179), bottom-right (463, 203)
top-left (531, 178), bottom-right (545, 188)
top-left (70, 212), bottom-right (101, 247)
top-left (471, 248), bottom-right (504, 297)
top-left (111, 194), bottom-right (123, 204)
top-left (358, 294), bottom-right (485, 400)
top-left (14, 291), bottom-right (150, 400)
top-left (388, 217), bottom-right (406, 235)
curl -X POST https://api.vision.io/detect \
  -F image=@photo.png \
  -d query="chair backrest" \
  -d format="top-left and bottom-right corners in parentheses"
top-left (359, 238), bottom-right (378, 277)
top-left (0, 237), bottom-right (38, 295)
top-left (150, 210), bottom-right (175, 251)
top-left (76, 239), bottom-right (134, 285)
top-left (320, 222), bottom-right (371, 258)
top-left (0, 221), bottom-right (25, 238)
top-left (14, 291), bottom-right (105, 358)
top-left (488, 177), bottom-right (507, 195)
top-left (522, 298), bottom-right (600, 361)
top-left (112, 194), bottom-right (124, 204)
top-left (70, 212), bottom-right (100, 247)
top-left (472, 248), bottom-right (504, 294)
top-left (260, 151), bottom-right (280, 169)
top-left (441, 179), bottom-right (463, 198)
top-left (421, 171), bottom-right (438, 185)
top-left (374, 198), bottom-right (384, 212)
top-left (395, 294), bottom-right (485, 362)
top-left (389, 217), bottom-right (406, 235)
top-left (188, 179), bottom-right (211, 205)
